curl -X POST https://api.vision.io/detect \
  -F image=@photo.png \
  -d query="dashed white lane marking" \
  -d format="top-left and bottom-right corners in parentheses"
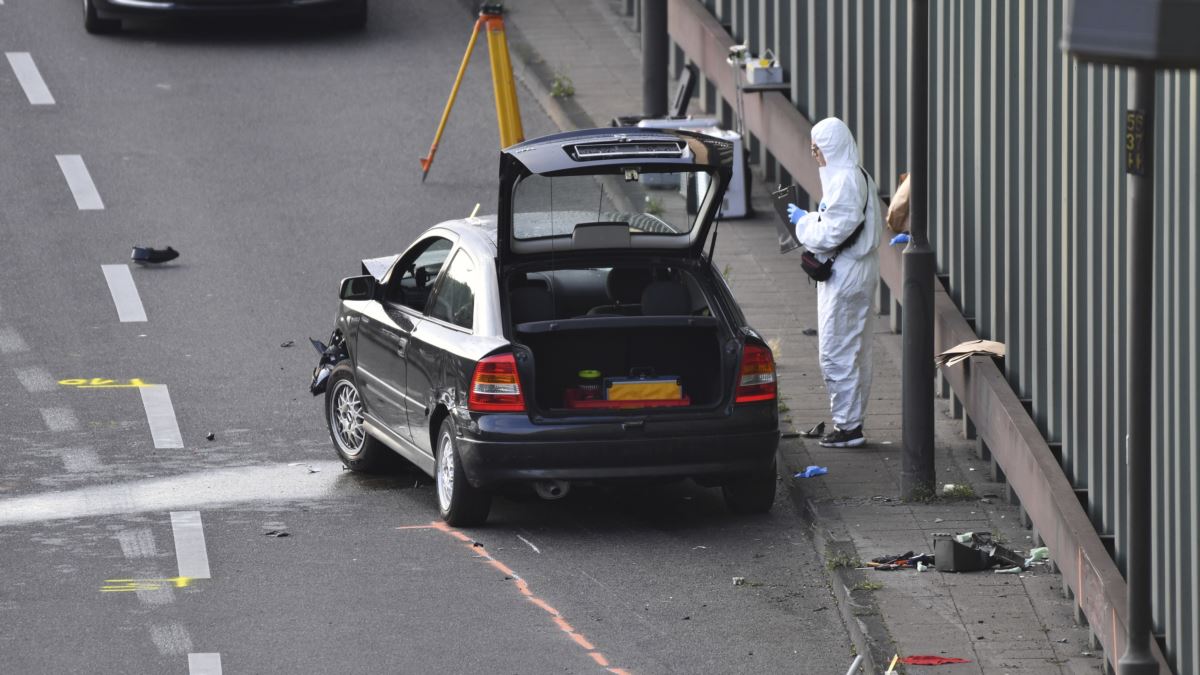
top-left (188, 653), bottom-right (223, 675)
top-left (15, 366), bottom-right (56, 392)
top-left (0, 327), bottom-right (30, 354)
top-left (55, 154), bottom-right (105, 210)
top-left (40, 407), bottom-right (78, 432)
top-left (5, 52), bottom-right (54, 105)
top-left (101, 265), bottom-right (147, 322)
top-left (117, 528), bottom-right (159, 558)
top-left (140, 385), bottom-right (183, 448)
top-left (60, 447), bottom-right (103, 473)
top-left (170, 511), bottom-right (211, 579)
top-left (150, 622), bottom-right (193, 655)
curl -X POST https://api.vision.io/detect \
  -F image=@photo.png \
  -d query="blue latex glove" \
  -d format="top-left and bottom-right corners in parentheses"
top-left (890, 232), bottom-right (911, 246)
top-left (787, 203), bottom-right (807, 225)
top-left (794, 465), bottom-right (829, 479)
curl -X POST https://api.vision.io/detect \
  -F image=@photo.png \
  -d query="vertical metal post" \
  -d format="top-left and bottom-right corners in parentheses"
top-left (642, 0), bottom-right (669, 118)
top-left (1118, 63), bottom-right (1157, 675)
top-left (901, 0), bottom-right (937, 498)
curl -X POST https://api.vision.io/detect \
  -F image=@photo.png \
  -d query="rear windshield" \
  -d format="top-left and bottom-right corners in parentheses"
top-left (512, 170), bottom-right (716, 241)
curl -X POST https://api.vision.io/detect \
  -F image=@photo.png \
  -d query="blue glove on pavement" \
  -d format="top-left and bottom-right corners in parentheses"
top-left (890, 232), bottom-right (911, 246)
top-left (794, 465), bottom-right (829, 479)
top-left (787, 203), bottom-right (807, 225)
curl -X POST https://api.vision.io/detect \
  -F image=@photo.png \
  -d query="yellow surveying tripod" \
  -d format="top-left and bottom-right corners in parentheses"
top-left (420, 3), bottom-right (524, 182)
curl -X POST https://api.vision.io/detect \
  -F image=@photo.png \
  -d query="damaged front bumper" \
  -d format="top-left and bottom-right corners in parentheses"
top-left (308, 331), bottom-right (347, 396)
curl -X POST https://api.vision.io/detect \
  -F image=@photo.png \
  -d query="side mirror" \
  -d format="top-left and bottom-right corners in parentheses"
top-left (339, 275), bottom-right (376, 301)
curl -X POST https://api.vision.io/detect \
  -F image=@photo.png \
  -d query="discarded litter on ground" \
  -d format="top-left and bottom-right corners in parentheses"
top-left (130, 245), bottom-right (179, 265)
top-left (801, 421), bottom-right (825, 438)
top-left (900, 655), bottom-right (972, 666)
top-left (794, 465), bottom-right (828, 479)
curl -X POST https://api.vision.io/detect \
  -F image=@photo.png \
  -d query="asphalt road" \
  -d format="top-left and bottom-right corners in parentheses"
top-left (0, 3), bottom-right (850, 673)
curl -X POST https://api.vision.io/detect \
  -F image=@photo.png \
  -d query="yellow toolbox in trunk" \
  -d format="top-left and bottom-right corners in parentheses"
top-left (605, 376), bottom-right (683, 401)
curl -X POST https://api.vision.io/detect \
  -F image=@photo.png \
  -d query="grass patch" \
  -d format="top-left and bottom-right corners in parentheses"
top-left (851, 580), bottom-right (883, 592)
top-left (905, 483), bottom-right (939, 503)
top-left (825, 550), bottom-right (863, 571)
top-left (942, 484), bottom-right (977, 500)
top-left (550, 71), bottom-right (575, 98)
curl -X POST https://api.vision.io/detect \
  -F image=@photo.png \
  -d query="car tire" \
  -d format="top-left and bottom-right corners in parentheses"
top-left (721, 458), bottom-right (777, 514)
top-left (435, 417), bottom-right (491, 526)
top-left (84, 0), bottom-right (121, 34)
top-left (325, 365), bottom-right (390, 472)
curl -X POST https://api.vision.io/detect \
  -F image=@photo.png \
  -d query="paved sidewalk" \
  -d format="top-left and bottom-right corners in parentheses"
top-left (491, 1), bottom-right (1104, 672)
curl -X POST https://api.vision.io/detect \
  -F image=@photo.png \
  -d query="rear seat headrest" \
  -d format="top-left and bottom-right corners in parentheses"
top-left (606, 267), bottom-right (653, 305)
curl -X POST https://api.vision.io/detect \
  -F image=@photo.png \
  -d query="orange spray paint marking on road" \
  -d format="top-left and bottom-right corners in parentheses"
top-left (397, 521), bottom-right (629, 673)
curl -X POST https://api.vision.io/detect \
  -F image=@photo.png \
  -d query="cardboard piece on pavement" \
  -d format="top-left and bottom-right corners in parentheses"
top-left (935, 339), bottom-right (1006, 368)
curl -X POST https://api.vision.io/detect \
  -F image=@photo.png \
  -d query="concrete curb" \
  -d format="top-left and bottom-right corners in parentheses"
top-left (778, 439), bottom-right (896, 675)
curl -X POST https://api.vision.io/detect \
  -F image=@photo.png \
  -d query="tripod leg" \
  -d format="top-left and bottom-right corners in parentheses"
top-left (485, 14), bottom-right (524, 148)
top-left (420, 17), bottom-right (484, 182)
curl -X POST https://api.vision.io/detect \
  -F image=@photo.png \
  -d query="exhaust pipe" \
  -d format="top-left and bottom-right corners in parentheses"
top-left (533, 480), bottom-right (570, 500)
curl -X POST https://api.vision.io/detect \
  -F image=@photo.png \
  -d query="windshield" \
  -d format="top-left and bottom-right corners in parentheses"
top-left (512, 170), bottom-right (716, 240)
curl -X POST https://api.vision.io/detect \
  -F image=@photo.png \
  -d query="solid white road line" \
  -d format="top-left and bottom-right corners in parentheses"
top-left (170, 511), bottom-right (211, 579)
top-left (14, 366), bottom-right (56, 392)
top-left (40, 407), bottom-right (79, 432)
top-left (55, 154), bottom-right (105, 210)
top-left (188, 653), bottom-right (223, 675)
top-left (140, 385), bottom-right (183, 449)
top-left (101, 265), bottom-right (148, 322)
top-left (5, 52), bottom-right (54, 105)
top-left (0, 327), bottom-right (30, 354)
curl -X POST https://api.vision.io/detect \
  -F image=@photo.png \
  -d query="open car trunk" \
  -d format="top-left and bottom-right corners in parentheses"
top-left (514, 316), bottom-right (729, 413)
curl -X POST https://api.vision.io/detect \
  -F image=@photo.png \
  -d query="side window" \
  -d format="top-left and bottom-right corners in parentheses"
top-left (383, 237), bottom-right (454, 312)
top-left (427, 250), bottom-right (475, 330)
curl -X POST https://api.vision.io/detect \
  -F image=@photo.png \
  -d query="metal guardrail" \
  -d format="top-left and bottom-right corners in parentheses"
top-left (665, 0), bottom-right (1198, 672)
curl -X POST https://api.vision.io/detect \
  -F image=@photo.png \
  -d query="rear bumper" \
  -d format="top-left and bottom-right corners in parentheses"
top-left (457, 404), bottom-right (780, 487)
top-left (93, 0), bottom-right (360, 19)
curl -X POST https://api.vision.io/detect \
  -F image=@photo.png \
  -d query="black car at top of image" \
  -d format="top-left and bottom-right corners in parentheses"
top-left (83, 0), bottom-right (367, 34)
top-left (311, 127), bottom-right (780, 525)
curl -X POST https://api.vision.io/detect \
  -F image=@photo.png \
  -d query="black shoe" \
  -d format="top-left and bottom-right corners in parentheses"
top-left (819, 426), bottom-right (865, 448)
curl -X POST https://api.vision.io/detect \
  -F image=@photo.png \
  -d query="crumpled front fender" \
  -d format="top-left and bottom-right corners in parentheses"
top-left (309, 330), bottom-right (348, 396)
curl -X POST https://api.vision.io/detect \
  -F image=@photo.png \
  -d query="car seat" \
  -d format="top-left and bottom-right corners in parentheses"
top-left (640, 280), bottom-right (691, 316)
top-left (509, 274), bottom-right (556, 325)
top-left (587, 267), bottom-right (652, 316)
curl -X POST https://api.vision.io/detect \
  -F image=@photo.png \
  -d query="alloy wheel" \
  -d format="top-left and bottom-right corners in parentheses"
top-left (330, 380), bottom-right (366, 457)
top-left (437, 433), bottom-right (455, 512)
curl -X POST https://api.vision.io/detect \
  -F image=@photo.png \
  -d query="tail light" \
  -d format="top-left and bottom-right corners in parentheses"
top-left (735, 343), bottom-right (776, 404)
top-left (469, 353), bottom-right (526, 412)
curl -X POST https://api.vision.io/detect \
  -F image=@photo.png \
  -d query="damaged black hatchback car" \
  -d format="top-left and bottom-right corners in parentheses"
top-left (312, 128), bottom-right (780, 525)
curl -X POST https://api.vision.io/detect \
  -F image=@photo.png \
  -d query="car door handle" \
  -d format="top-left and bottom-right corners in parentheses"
top-left (396, 337), bottom-right (408, 355)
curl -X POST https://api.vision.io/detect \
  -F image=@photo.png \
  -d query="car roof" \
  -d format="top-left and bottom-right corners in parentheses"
top-left (435, 215), bottom-right (498, 253)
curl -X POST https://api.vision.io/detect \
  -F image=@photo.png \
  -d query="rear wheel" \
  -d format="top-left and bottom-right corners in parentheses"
top-left (721, 458), bottom-right (777, 514)
top-left (84, 0), bottom-right (121, 34)
top-left (436, 417), bottom-right (491, 526)
top-left (325, 366), bottom-right (390, 472)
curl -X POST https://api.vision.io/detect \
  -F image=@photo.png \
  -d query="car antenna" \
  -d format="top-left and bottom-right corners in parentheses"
top-left (468, 202), bottom-right (481, 219)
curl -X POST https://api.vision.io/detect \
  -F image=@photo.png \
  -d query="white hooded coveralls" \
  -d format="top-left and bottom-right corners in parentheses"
top-left (794, 118), bottom-right (882, 431)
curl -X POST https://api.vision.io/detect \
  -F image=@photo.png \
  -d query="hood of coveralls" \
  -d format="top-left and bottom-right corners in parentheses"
top-left (811, 117), bottom-right (859, 170)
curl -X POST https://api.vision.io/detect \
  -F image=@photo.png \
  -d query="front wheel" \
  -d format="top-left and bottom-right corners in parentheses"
top-left (435, 417), bottom-right (491, 526)
top-left (325, 365), bottom-right (390, 472)
top-left (721, 458), bottom-right (778, 514)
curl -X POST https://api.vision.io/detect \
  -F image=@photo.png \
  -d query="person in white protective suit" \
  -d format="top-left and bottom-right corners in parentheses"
top-left (786, 117), bottom-right (882, 448)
